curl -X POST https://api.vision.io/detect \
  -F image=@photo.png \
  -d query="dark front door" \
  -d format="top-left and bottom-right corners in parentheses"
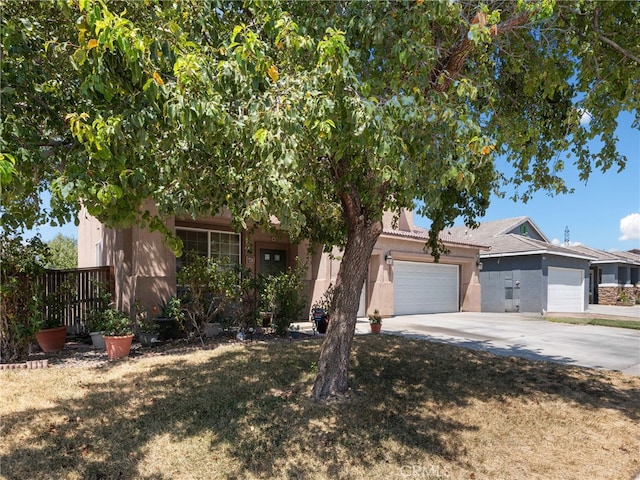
top-left (259, 249), bottom-right (287, 277)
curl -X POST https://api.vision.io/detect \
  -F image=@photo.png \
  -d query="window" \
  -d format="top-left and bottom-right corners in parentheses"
top-left (176, 228), bottom-right (241, 271)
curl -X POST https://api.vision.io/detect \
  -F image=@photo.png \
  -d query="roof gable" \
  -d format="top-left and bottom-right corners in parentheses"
top-left (447, 216), bottom-right (549, 243)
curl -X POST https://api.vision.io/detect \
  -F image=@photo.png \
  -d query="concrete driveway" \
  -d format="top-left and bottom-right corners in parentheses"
top-left (353, 311), bottom-right (640, 376)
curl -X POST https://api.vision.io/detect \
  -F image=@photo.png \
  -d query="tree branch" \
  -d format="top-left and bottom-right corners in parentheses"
top-left (593, 7), bottom-right (639, 64)
top-left (429, 11), bottom-right (531, 93)
top-left (597, 33), bottom-right (640, 64)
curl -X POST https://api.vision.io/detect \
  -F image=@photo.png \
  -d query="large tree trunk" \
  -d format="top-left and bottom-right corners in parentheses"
top-left (311, 213), bottom-right (382, 401)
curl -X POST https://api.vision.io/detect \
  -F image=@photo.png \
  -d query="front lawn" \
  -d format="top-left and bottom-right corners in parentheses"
top-left (547, 317), bottom-right (640, 330)
top-left (2, 336), bottom-right (639, 480)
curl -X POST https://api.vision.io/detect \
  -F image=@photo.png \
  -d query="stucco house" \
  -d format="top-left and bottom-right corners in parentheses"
top-left (78, 206), bottom-right (487, 321)
top-left (448, 217), bottom-right (595, 314)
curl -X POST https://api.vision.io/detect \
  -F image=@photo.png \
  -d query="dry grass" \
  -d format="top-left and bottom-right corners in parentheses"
top-left (1, 335), bottom-right (639, 480)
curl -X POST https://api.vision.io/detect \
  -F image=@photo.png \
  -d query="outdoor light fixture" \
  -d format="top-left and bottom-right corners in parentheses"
top-left (385, 252), bottom-right (393, 265)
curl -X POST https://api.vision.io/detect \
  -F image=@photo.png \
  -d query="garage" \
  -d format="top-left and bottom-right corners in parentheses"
top-left (547, 267), bottom-right (585, 312)
top-left (393, 261), bottom-right (459, 315)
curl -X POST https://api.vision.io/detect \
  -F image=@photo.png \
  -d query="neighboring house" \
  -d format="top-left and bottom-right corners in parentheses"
top-left (560, 245), bottom-right (640, 305)
top-left (78, 206), bottom-right (486, 320)
top-left (448, 217), bottom-right (595, 314)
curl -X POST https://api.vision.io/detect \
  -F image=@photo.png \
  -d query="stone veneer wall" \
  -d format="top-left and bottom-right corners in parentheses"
top-left (598, 286), bottom-right (638, 306)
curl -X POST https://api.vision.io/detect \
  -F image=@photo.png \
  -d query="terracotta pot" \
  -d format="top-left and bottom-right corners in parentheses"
top-left (104, 334), bottom-right (134, 359)
top-left (370, 324), bottom-right (382, 334)
top-left (35, 326), bottom-right (67, 352)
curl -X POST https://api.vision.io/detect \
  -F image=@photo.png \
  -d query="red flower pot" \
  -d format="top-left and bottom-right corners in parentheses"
top-left (370, 324), bottom-right (382, 334)
top-left (35, 326), bottom-right (67, 352)
top-left (104, 334), bottom-right (134, 359)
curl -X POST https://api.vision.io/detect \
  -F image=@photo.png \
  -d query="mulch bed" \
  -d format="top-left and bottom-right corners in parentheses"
top-left (4, 330), bottom-right (314, 370)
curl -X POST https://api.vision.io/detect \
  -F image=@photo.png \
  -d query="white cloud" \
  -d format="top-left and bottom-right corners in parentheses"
top-left (551, 238), bottom-right (583, 247)
top-left (619, 213), bottom-right (640, 241)
top-left (579, 109), bottom-right (592, 126)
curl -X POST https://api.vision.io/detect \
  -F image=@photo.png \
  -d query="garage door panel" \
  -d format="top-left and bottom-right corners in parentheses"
top-left (394, 261), bottom-right (458, 315)
top-left (548, 267), bottom-right (584, 313)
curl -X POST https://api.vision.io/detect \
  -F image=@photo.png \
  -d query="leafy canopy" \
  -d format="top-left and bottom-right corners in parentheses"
top-left (1, 0), bottom-right (637, 256)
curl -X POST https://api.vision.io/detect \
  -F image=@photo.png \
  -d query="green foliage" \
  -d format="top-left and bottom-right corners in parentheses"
top-left (43, 277), bottom-right (75, 329)
top-left (368, 309), bottom-right (382, 325)
top-left (177, 255), bottom-right (255, 341)
top-left (159, 296), bottom-right (184, 322)
top-left (134, 300), bottom-right (158, 334)
top-left (85, 280), bottom-right (114, 332)
top-left (0, 234), bottom-right (50, 362)
top-left (260, 264), bottom-right (308, 336)
top-left (311, 284), bottom-right (334, 317)
top-left (101, 309), bottom-right (132, 336)
top-left (45, 234), bottom-right (77, 270)
top-left (2, 1), bottom-right (636, 250)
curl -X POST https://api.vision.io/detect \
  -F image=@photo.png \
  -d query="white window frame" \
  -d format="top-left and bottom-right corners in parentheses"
top-left (176, 227), bottom-right (241, 267)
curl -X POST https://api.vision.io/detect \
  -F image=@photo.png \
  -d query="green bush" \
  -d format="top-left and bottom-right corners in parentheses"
top-left (102, 309), bottom-right (133, 336)
top-left (0, 234), bottom-right (50, 363)
top-left (85, 280), bottom-right (114, 333)
top-left (177, 254), bottom-right (256, 341)
top-left (261, 264), bottom-right (307, 336)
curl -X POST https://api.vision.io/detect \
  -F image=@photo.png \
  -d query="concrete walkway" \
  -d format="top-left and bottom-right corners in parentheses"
top-left (349, 311), bottom-right (640, 376)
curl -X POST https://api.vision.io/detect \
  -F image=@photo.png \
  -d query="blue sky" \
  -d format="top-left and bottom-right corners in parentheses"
top-left (26, 113), bottom-right (639, 253)
top-left (415, 111), bottom-right (640, 253)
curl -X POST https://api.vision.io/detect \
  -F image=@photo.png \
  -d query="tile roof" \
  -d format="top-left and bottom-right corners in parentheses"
top-left (563, 244), bottom-right (640, 265)
top-left (446, 216), bottom-right (549, 243)
top-left (485, 234), bottom-right (595, 260)
top-left (382, 227), bottom-right (491, 249)
top-left (445, 217), bottom-right (592, 260)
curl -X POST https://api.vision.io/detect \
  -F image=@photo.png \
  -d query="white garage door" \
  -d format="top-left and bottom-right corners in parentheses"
top-left (393, 261), bottom-right (459, 315)
top-left (548, 267), bottom-right (584, 312)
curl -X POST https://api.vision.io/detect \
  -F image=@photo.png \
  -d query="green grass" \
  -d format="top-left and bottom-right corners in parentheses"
top-left (2, 336), bottom-right (639, 479)
top-left (547, 317), bottom-right (640, 330)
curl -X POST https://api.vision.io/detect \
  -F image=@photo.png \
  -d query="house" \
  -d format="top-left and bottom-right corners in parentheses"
top-left (78, 205), bottom-right (486, 322)
top-left (558, 245), bottom-right (640, 305)
top-left (448, 217), bottom-right (595, 314)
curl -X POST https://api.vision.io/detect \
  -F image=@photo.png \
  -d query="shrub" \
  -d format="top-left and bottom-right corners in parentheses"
top-left (0, 234), bottom-right (50, 363)
top-left (102, 309), bottom-right (133, 336)
top-left (261, 263), bottom-right (307, 336)
top-left (85, 280), bottom-right (114, 333)
top-left (177, 254), bottom-right (255, 341)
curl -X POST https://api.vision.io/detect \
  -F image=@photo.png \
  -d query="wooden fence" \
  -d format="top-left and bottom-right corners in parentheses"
top-left (43, 266), bottom-right (115, 334)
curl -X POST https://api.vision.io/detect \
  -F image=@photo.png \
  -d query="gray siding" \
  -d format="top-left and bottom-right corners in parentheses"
top-left (480, 254), bottom-right (590, 313)
top-left (505, 221), bottom-right (546, 241)
top-left (480, 255), bottom-right (543, 313)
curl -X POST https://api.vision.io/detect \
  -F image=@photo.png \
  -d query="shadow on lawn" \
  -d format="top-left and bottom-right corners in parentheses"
top-left (2, 336), bottom-right (639, 479)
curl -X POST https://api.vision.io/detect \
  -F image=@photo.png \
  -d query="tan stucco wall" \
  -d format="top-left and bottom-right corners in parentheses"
top-left (79, 206), bottom-right (482, 320)
top-left (78, 203), bottom-right (177, 316)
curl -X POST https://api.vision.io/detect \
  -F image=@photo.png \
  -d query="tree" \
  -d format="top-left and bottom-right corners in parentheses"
top-left (1, 1), bottom-right (638, 399)
top-left (45, 233), bottom-right (77, 270)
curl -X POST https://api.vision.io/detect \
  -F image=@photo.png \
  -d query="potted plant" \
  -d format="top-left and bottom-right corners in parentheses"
top-left (34, 312), bottom-right (68, 353)
top-left (85, 280), bottom-right (114, 349)
top-left (36, 277), bottom-right (78, 352)
top-left (368, 309), bottom-right (382, 334)
top-left (154, 296), bottom-right (185, 340)
top-left (102, 309), bottom-right (134, 359)
top-left (288, 323), bottom-right (301, 339)
top-left (135, 301), bottom-right (159, 347)
top-left (310, 284), bottom-right (333, 334)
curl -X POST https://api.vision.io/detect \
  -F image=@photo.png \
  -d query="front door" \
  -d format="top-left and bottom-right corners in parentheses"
top-left (259, 249), bottom-right (287, 277)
